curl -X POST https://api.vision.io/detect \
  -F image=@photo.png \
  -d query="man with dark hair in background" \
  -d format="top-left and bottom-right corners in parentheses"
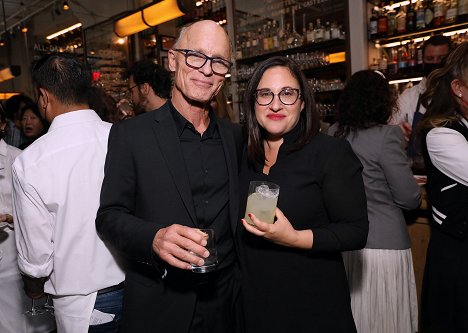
top-left (124, 60), bottom-right (172, 114)
top-left (12, 53), bottom-right (125, 333)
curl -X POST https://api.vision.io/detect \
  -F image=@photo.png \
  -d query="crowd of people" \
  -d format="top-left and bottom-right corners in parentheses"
top-left (0, 19), bottom-right (467, 333)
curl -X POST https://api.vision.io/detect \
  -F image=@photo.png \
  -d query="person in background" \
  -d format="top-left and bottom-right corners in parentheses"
top-left (239, 56), bottom-right (368, 333)
top-left (211, 89), bottom-right (236, 122)
top-left (3, 94), bottom-right (33, 147)
top-left (0, 105), bottom-right (56, 333)
top-left (96, 20), bottom-right (242, 333)
top-left (390, 35), bottom-right (451, 171)
top-left (329, 70), bottom-right (421, 333)
top-left (122, 59), bottom-right (172, 115)
top-left (18, 104), bottom-right (49, 150)
top-left (418, 41), bottom-right (468, 333)
top-left (88, 86), bottom-right (121, 123)
top-left (12, 53), bottom-right (125, 333)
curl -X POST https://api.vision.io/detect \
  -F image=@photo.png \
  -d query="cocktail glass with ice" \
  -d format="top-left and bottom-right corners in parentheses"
top-left (244, 181), bottom-right (280, 225)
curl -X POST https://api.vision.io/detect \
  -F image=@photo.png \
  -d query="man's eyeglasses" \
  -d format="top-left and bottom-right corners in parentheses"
top-left (254, 88), bottom-right (301, 106)
top-left (173, 49), bottom-right (232, 76)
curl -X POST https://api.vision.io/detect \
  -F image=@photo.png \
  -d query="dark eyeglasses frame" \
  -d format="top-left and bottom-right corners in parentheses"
top-left (254, 88), bottom-right (302, 106)
top-left (173, 48), bottom-right (233, 75)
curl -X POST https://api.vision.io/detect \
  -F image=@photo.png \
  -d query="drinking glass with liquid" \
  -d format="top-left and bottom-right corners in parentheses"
top-left (244, 181), bottom-right (280, 225)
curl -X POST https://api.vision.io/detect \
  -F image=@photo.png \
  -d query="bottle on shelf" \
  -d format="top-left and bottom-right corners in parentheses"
top-left (387, 2), bottom-right (397, 36)
top-left (379, 50), bottom-right (388, 75)
top-left (287, 6), bottom-right (303, 49)
top-left (324, 21), bottom-right (332, 40)
top-left (235, 35), bottom-right (242, 59)
top-left (378, 3), bottom-right (388, 38)
top-left (425, 0), bottom-right (434, 28)
top-left (397, 43), bottom-right (408, 74)
top-left (369, 6), bottom-right (379, 39)
top-left (407, 40), bottom-right (417, 73)
top-left (388, 47), bottom-right (399, 75)
top-left (407, 2), bottom-right (416, 32)
top-left (396, 5), bottom-right (407, 34)
top-left (307, 22), bottom-right (315, 43)
top-left (433, 0), bottom-right (446, 26)
top-left (314, 18), bottom-right (325, 42)
top-left (458, 0), bottom-right (468, 21)
top-left (272, 20), bottom-right (280, 51)
top-left (331, 21), bottom-right (341, 39)
top-left (416, 0), bottom-right (426, 30)
top-left (445, 0), bottom-right (458, 24)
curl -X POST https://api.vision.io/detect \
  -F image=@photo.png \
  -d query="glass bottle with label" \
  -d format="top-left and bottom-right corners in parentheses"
top-left (459, 0), bottom-right (468, 21)
top-left (287, 6), bottom-right (303, 48)
top-left (433, 0), bottom-right (446, 26)
top-left (307, 22), bottom-right (315, 43)
top-left (378, 3), bottom-right (388, 38)
top-left (407, 2), bottom-right (416, 32)
top-left (416, 0), bottom-right (426, 30)
top-left (387, 2), bottom-right (397, 36)
top-left (445, 0), bottom-right (458, 24)
top-left (369, 7), bottom-right (378, 39)
top-left (425, 0), bottom-right (435, 28)
top-left (396, 6), bottom-right (407, 34)
top-left (314, 18), bottom-right (325, 42)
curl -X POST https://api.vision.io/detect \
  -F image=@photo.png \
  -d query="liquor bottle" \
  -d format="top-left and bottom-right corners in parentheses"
top-left (388, 47), bottom-right (399, 75)
top-left (379, 50), bottom-right (388, 75)
top-left (245, 31), bottom-right (252, 58)
top-left (369, 7), bottom-right (378, 39)
top-left (433, 0), bottom-right (446, 26)
top-left (307, 22), bottom-right (315, 43)
top-left (251, 30), bottom-right (259, 56)
top-left (282, 23), bottom-right (291, 50)
top-left (398, 44), bottom-right (408, 74)
top-left (416, 41), bottom-right (424, 72)
top-left (262, 24), bottom-right (269, 52)
top-left (416, 0), bottom-right (426, 30)
top-left (458, 0), bottom-right (468, 21)
top-left (445, 0), bottom-right (458, 24)
top-left (407, 3), bottom-right (416, 32)
top-left (267, 21), bottom-right (274, 51)
top-left (425, 0), bottom-right (434, 28)
top-left (324, 21), bottom-right (332, 40)
top-left (387, 2), bottom-right (397, 36)
top-left (407, 40), bottom-right (417, 73)
top-left (272, 20), bottom-right (280, 51)
top-left (235, 35), bottom-right (242, 59)
top-left (314, 18), bottom-right (325, 42)
top-left (331, 21), bottom-right (341, 39)
top-left (378, 3), bottom-right (388, 38)
top-left (302, 14), bottom-right (308, 45)
top-left (396, 6), bottom-right (407, 34)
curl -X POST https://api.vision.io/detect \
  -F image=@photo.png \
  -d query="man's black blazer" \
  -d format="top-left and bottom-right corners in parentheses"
top-left (96, 102), bottom-right (243, 332)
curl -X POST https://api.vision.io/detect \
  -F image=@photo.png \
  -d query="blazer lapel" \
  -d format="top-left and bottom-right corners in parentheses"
top-left (218, 120), bottom-right (240, 233)
top-left (152, 105), bottom-right (197, 226)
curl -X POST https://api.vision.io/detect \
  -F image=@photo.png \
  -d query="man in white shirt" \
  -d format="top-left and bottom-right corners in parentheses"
top-left (12, 53), bottom-right (125, 333)
top-left (390, 35), bottom-right (451, 139)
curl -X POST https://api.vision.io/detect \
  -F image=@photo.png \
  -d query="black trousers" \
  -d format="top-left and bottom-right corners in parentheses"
top-left (189, 266), bottom-right (242, 333)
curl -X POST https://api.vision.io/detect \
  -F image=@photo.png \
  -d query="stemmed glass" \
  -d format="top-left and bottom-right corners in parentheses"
top-left (24, 298), bottom-right (46, 316)
top-left (41, 294), bottom-right (54, 314)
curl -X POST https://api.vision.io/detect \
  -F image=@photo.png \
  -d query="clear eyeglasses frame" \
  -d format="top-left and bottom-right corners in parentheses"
top-left (173, 49), bottom-right (233, 76)
top-left (254, 88), bottom-right (302, 106)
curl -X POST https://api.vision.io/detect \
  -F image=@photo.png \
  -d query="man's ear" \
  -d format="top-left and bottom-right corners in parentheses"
top-left (168, 50), bottom-right (177, 72)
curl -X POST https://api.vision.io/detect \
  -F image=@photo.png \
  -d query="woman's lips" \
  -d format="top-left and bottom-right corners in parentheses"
top-left (267, 114), bottom-right (286, 120)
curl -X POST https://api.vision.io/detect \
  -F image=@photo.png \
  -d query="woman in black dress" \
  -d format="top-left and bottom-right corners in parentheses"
top-left (238, 56), bottom-right (369, 333)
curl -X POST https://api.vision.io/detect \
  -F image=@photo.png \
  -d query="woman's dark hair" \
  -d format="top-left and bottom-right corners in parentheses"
top-left (20, 104), bottom-right (49, 134)
top-left (32, 53), bottom-right (91, 106)
top-left (127, 60), bottom-right (172, 99)
top-left (4, 94), bottom-right (34, 120)
top-left (243, 56), bottom-right (319, 165)
top-left (333, 70), bottom-right (394, 138)
top-left (419, 42), bottom-right (468, 131)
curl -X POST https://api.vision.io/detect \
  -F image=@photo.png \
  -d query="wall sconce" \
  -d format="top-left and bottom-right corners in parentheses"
top-left (0, 66), bottom-right (21, 83)
top-left (114, 0), bottom-right (186, 37)
top-left (63, 1), bottom-right (70, 10)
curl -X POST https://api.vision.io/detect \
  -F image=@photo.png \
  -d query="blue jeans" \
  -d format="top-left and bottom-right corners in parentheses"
top-left (88, 288), bottom-right (123, 333)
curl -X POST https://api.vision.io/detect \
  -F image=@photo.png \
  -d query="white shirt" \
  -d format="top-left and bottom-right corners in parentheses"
top-left (426, 117), bottom-right (468, 186)
top-left (12, 110), bottom-right (125, 333)
top-left (0, 139), bottom-right (56, 333)
top-left (391, 78), bottom-right (427, 126)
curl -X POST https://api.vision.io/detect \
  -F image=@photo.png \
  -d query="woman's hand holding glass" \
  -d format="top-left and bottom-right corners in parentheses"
top-left (241, 208), bottom-right (313, 249)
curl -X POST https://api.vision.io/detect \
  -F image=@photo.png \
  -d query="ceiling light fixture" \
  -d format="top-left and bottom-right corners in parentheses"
top-left (63, 1), bottom-right (70, 10)
top-left (46, 22), bottom-right (82, 40)
top-left (0, 66), bottom-right (21, 82)
top-left (114, 0), bottom-right (185, 37)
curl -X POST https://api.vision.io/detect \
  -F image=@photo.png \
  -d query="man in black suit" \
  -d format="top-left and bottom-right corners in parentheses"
top-left (96, 20), bottom-right (242, 333)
